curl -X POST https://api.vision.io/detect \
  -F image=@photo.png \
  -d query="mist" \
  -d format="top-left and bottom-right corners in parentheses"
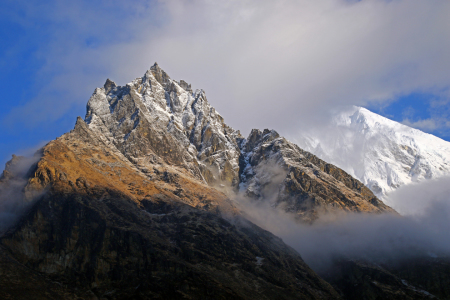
top-left (385, 175), bottom-right (450, 216)
top-left (234, 176), bottom-right (450, 273)
top-left (0, 152), bottom-right (43, 234)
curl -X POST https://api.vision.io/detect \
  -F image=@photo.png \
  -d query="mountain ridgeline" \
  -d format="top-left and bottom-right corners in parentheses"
top-left (0, 63), bottom-right (401, 299)
top-left (83, 63), bottom-right (393, 221)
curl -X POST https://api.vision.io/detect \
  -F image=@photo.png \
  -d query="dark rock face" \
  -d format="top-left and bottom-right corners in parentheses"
top-left (0, 245), bottom-right (92, 300)
top-left (239, 129), bottom-right (395, 222)
top-left (1, 189), bottom-right (338, 299)
top-left (321, 258), bottom-right (450, 300)
top-left (323, 260), bottom-right (434, 300)
top-left (387, 257), bottom-right (450, 299)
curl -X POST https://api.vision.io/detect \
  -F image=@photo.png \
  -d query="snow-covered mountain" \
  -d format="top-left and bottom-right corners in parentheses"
top-left (294, 106), bottom-right (450, 199)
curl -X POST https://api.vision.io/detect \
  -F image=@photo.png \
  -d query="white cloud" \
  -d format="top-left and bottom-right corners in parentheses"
top-left (401, 118), bottom-right (439, 131)
top-left (3, 0), bottom-right (450, 137)
top-left (385, 175), bottom-right (450, 216)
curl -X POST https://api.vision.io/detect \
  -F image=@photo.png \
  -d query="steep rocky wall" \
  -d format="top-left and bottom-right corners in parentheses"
top-left (1, 189), bottom-right (339, 299)
top-left (85, 63), bottom-right (242, 190)
top-left (239, 129), bottom-right (395, 222)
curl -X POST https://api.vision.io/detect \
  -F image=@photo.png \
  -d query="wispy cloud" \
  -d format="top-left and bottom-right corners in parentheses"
top-left (401, 118), bottom-right (439, 131)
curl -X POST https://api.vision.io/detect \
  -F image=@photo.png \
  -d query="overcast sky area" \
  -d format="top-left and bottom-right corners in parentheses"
top-left (1, 0), bottom-right (450, 168)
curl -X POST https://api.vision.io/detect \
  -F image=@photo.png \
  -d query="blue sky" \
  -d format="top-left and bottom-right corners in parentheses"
top-left (369, 91), bottom-right (450, 139)
top-left (1, 0), bottom-right (450, 168)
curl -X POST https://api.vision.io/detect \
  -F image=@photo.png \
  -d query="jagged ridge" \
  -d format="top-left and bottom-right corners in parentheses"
top-left (83, 63), bottom-right (394, 221)
top-left (85, 62), bottom-right (242, 190)
top-left (239, 129), bottom-right (394, 222)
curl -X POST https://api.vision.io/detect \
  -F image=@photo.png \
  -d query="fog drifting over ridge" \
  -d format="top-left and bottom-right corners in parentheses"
top-left (236, 176), bottom-right (450, 273)
top-left (0, 153), bottom-right (43, 233)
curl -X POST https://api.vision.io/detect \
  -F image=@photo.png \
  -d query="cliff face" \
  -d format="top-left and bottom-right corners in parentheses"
top-left (239, 129), bottom-right (394, 222)
top-left (0, 113), bottom-right (338, 299)
top-left (85, 63), bottom-right (242, 191)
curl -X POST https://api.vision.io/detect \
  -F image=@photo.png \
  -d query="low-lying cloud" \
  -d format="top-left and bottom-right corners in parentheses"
top-left (235, 176), bottom-right (450, 273)
top-left (0, 153), bottom-right (42, 234)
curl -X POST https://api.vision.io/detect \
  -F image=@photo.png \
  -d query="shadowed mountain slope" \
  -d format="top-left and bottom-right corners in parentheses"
top-left (0, 111), bottom-right (338, 299)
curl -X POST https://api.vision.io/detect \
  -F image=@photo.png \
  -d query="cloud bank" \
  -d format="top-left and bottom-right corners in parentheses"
top-left (385, 175), bottom-right (450, 216)
top-left (236, 175), bottom-right (450, 273)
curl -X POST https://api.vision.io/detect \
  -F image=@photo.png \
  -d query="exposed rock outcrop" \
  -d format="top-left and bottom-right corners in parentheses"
top-left (85, 63), bottom-right (242, 191)
top-left (239, 129), bottom-right (395, 222)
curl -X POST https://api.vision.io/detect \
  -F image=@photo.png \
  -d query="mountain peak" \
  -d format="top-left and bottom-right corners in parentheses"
top-left (149, 62), bottom-right (170, 87)
top-left (83, 65), bottom-right (243, 190)
top-left (296, 106), bottom-right (450, 199)
top-left (80, 67), bottom-right (393, 221)
top-left (103, 78), bottom-right (117, 93)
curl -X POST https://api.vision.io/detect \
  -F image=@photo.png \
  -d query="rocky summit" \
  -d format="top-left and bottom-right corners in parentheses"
top-left (0, 63), bottom-right (405, 299)
top-left (82, 62), bottom-right (393, 222)
top-left (85, 62), bottom-right (242, 191)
